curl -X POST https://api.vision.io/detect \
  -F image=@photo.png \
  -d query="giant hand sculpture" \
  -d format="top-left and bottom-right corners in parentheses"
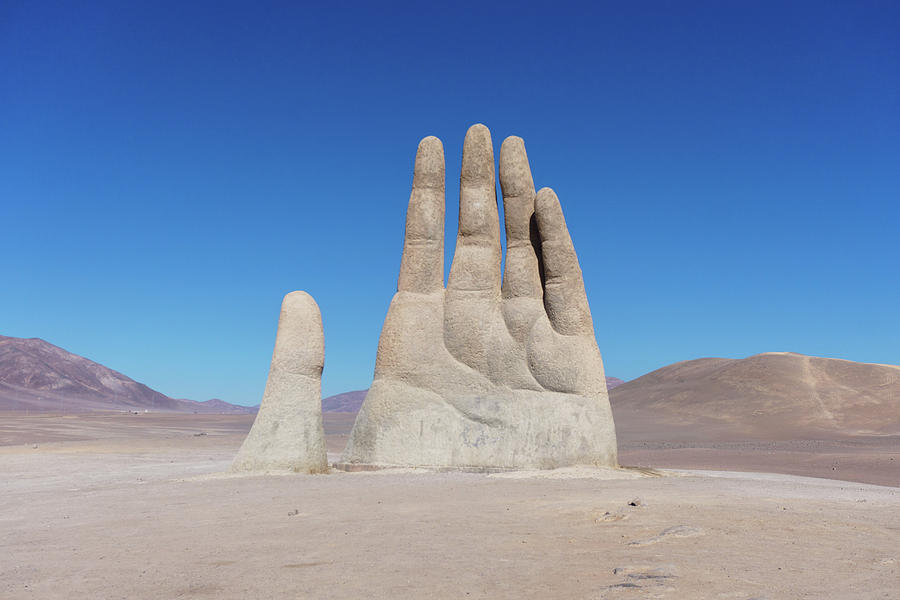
top-left (341, 124), bottom-right (617, 470)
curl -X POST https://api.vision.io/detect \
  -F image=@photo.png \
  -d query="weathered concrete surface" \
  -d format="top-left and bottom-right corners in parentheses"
top-left (232, 291), bottom-right (327, 473)
top-left (342, 125), bottom-right (617, 469)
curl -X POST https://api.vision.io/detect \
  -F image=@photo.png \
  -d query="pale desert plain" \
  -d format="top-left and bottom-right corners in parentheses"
top-left (1, 410), bottom-right (897, 600)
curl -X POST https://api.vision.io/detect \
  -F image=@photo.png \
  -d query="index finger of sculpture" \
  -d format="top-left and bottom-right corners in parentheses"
top-left (447, 124), bottom-right (501, 294)
top-left (499, 136), bottom-right (542, 302)
top-left (398, 136), bottom-right (445, 294)
top-left (535, 187), bottom-right (595, 336)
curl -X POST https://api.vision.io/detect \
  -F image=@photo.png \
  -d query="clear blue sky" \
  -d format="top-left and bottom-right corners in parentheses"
top-left (2, 1), bottom-right (898, 405)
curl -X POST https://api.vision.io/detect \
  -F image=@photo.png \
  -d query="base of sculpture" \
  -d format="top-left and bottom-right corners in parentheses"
top-left (340, 380), bottom-right (618, 471)
top-left (331, 462), bottom-right (521, 473)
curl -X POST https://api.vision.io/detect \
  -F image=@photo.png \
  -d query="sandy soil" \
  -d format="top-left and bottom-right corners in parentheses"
top-left (1, 414), bottom-right (898, 599)
top-left (619, 438), bottom-right (899, 488)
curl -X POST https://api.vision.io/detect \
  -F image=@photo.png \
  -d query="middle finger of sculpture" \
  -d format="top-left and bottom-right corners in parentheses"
top-left (341, 124), bottom-right (617, 470)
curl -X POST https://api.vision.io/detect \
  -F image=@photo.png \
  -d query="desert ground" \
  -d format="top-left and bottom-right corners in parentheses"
top-left (1, 412), bottom-right (897, 599)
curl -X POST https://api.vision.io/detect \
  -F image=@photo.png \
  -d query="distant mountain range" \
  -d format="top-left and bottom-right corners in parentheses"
top-left (0, 335), bottom-right (256, 414)
top-left (605, 376), bottom-right (625, 390)
top-left (322, 389), bottom-right (368, 412)
top-left (8, 332), bottom-right (894, 441)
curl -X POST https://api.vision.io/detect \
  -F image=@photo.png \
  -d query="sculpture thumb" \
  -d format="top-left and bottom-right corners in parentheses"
top-left (231, 291), bottom-right (328, 473)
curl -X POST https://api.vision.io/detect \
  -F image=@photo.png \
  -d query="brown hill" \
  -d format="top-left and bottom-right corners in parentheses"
top-left (322, 390), bottom-right (368, 413)
top-left (610, 352), bottom-right (900, 441)
top-left (0, 335), bottom-right (254, 413)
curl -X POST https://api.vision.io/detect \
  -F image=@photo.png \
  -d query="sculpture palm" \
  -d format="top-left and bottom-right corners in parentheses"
top-left (341, 124), bottom-right (617, 469)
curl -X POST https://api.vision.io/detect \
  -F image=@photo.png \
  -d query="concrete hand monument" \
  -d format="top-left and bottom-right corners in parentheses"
top-left (341, 125), bottom-right (617, 470)
top-left (232, 291), bottom-right (328, 473)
